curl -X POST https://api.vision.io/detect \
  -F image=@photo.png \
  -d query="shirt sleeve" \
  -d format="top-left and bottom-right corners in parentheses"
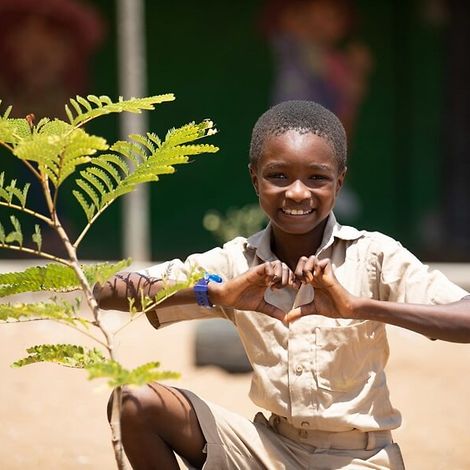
top-left (373, 235), bottom-right (469, 304)
top-left (138, 246), bottom-right (235, 328)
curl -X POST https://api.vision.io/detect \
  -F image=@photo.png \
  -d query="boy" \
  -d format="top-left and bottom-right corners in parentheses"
top-left (96, 100), bottom-right (470, 469)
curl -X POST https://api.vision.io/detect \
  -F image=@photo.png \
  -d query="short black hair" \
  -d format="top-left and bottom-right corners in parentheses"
top-left (249, 100), bottom-right (347, 173)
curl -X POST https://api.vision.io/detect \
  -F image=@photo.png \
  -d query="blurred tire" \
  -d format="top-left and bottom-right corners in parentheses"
top-left (194, 319), bottom-right (252, 373)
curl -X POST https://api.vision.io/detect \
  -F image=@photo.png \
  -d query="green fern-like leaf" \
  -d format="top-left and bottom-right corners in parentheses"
top-left (133, 268), bottom-right (204, 315)
top-left (58, 132), bottom-right (108, 184)
top-left (12, 344), bottom-right (106, 369)
top-left (0, 117), bottom-right (32, 145)
top-left (83, 258), bottom-right (132, 285)
top-left (80, 171), bottom-right (107, 201)
top-left (163, 119), bottom-right (217, 147)
top-left (129, 133), bottom-right (156, 154)
top-left (14, 125), bottom-right (64, 183)
top-left (86, 360), bottom-right (180, 387)
top-left (94, 154), bottom-right (129, 177)
top-left (13, 120), bottom-right (108, 187)
top-left (35, 117), bottom-right (50, 130)
top-left (5, 215), bottom-right (23, 246)
top-left (0, 172), bottom-right (30, 208)
top-left (75, 178), bottom-right (101, 210)
top-left (0, 100), bottom-right (12, 119)
top-left (8, 180), bottom-right (30, 208)
top-left (74, 122), bottom-right (218, 221)
top-left (0, 300), bottom-right (86, 326)
top-left (0, 259), bottom-right (131, 297)
top-left (0, 264), bottom-right (79, 297)
top-left (65, 94), bottom-right (175, 127)
top-left (127, 362), bottom-right (180, 384)
top-left (111, 141), bottom-right (142, 164)
top-left (72, 190), bottom-right (96, 221)
top-left (91, 159), bottom-right (123, 187)
top-left (0, 172), bottom-right (12, 203)
top-left (86, 167), bottom-right (114, 192)
top-left (32, 224), bottom-right (42, 252)
top-left (33, 118), bottom-right (70, 136)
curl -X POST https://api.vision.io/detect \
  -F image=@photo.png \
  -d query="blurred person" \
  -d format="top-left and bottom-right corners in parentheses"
top-left (0, 0), bottom-right (105, 257)
top-left (260, 0), bottom-right (373, 221)
top-left (0, 0), bottom-right (104, 120)
top-left (261, 0), bottom-right (372, 138)
top-left (96, 100), bottom-right (470, 469)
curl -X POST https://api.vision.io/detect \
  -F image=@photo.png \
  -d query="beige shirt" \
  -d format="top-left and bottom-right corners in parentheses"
top-left (141, 214), bottom-right (468, 432)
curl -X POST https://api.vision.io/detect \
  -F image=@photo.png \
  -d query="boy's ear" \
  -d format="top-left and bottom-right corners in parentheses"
top-left (336, 167), bottom-right (347, 195)
top-left (248, 164), bottom-right (259, 196)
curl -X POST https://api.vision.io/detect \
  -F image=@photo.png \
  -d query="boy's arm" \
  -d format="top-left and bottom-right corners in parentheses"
top-left (350, 295), bottom-right (470, 343)
top-left (94, 272), bottom-right (208, 329)
top-left (288, 256), bottom-right (470, 343)
top-left (94, 262), bottom-right (292, 327)
top-left (94, 272), bottom-right (197, 311)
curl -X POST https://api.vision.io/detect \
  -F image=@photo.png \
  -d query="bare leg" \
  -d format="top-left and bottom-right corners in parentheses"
top-left (108, 383), bottom-right (206, 470)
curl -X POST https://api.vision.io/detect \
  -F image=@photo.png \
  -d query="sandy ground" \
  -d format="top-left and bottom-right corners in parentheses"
top-left (0, 263), bottom-right (469, 470)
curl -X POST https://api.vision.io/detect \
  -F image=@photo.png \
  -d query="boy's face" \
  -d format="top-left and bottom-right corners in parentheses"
top-left (250, 130), bottom-right (345, 238)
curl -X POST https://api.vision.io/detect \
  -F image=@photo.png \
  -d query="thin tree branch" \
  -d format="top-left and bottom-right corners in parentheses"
top-left (0, 244), bottom-right (70, 264)
top-left (112, 288), bottom-right (179, 336)
top-left (113, 309), bottom-right (146, 336)
top-left (0, 141), bottom-right (14, 153)
top-left (1, 317), bottom-right (108, 349)
top-left (40, 174), bottom-right (55, 218)
top-left (21, 159), bottom-right (42, 181)
top-left (110, 387), bottom-right (124, 467)
top-left (0, 142), bottom-right (41, 181)
top-left (73, 200), bottom-right (114, 249)
top-left (0, 201), bottom-right (54, 226)
top-left (58, 320), bottom-right (109, 349)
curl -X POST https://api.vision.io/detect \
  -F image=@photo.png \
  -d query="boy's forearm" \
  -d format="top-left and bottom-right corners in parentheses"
top-left (95, 272), bottom-right (200, 311)
top-left (353, 297), bottom-right (470, 343)
top-left (94, 272), bottom-right (160, 311)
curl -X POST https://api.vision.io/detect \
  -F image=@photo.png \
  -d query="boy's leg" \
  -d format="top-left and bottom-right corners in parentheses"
top-left (108, 383), bottom-right (206, 470)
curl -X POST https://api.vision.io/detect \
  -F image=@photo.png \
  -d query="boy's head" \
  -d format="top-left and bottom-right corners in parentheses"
top-left (249, 100), bottom-right (347, 174)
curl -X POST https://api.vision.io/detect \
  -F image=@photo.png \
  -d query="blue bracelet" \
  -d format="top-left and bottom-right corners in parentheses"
top-left (194, 273), bottom-right (223, 308)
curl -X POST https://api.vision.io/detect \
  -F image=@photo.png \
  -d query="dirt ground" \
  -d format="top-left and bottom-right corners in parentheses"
top-left (1, 263), bottom-right (469, 470)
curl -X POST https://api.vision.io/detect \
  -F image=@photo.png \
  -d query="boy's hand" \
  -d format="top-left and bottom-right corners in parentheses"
top-left (286, 256), bottom-right (357, 322)
top-left (210, 261), bottom-right (294, 321)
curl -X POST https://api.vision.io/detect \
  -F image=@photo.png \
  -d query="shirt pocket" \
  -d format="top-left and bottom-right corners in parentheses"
top-left (314, 321), bottom-right (385, 392)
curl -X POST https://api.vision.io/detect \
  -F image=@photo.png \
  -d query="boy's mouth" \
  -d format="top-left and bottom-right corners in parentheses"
top-left (281, 208), bottom-right (314, 216)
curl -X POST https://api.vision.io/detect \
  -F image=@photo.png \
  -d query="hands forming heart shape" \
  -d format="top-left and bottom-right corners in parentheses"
top-left (210, 256), bottom-right (357, 324)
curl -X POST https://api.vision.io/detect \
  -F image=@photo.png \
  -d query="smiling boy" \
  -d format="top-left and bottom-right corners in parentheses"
top-left (97, 100), bottom-right (470, 469)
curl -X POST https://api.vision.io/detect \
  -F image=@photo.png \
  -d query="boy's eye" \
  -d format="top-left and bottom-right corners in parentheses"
top-left (267, 173), bottom-right (287, 179)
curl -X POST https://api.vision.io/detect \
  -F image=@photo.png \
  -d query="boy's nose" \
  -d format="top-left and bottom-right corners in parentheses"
top-left (285, 180), bottom-right (310, 202)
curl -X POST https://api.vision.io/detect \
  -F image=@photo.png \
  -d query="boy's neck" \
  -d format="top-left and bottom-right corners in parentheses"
top-left (270, 220), bottom-right (327, 270)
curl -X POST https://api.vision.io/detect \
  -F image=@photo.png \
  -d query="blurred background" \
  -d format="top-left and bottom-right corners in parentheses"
top-left (1, 2), bottom-right (469, 469)
top-left (0, 0), bottom-right (469, 263)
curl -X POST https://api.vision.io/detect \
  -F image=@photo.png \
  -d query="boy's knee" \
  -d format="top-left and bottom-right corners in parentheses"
top-left (107, 387), bottom-right (122, 423)
top-left (107, 384), bottom-right (166, 425)
top-left (107, 385), bottom-right (139, 424)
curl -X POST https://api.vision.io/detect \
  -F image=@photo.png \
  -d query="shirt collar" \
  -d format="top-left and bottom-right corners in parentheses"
top-left (246, 212), bottom-right (364, 262)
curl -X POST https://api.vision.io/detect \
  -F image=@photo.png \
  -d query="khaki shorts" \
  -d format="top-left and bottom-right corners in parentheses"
top-left (179, 389), bottom-right (405, 470)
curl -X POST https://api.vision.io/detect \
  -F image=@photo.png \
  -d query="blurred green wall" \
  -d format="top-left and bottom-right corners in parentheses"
top-left (0, 0), bottom-right (449, 261)
top-left (139, 0), bottom-right (443, 261)
top-left (83, 0), bottom-right (272, 260)
top-left (352, 1), bottom-right (444, 256)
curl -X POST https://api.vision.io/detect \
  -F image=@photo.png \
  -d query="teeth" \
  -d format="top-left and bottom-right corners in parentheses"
top-left (283, 209), bottom-right (312, 215)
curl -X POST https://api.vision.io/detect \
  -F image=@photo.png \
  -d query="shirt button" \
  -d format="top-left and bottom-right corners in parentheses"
top-left (295, 365), bottom-right (303, 375)
top-left (301, 421), bottom-right (310, 428)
